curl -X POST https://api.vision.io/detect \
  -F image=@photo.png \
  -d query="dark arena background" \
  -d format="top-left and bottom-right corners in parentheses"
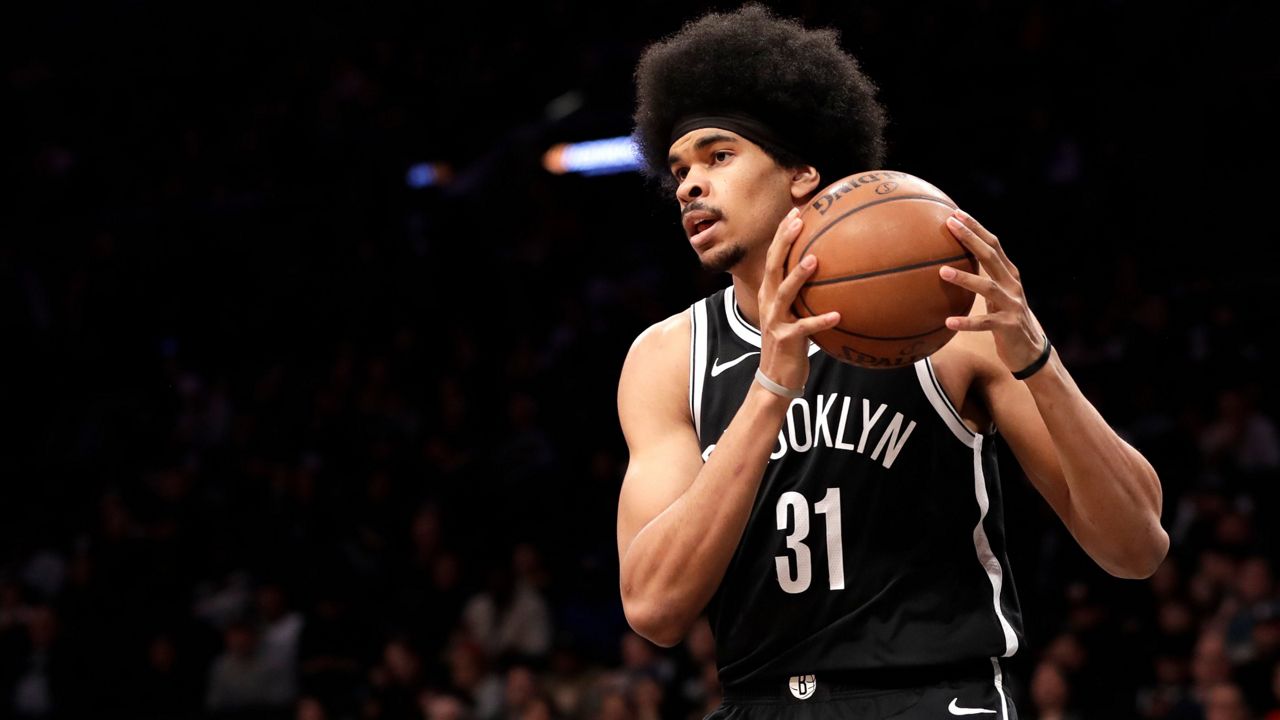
top-left (4, 2), bottom-right (1280, 719)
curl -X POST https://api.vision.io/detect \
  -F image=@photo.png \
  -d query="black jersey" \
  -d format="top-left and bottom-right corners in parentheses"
top-left (689, 285), bottom-right (1023, 689)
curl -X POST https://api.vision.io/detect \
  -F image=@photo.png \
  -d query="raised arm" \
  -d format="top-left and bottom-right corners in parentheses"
top-left (940, 209), bottom-right (1169, 579)
top-left (616, 208), bottom-right (840, 646)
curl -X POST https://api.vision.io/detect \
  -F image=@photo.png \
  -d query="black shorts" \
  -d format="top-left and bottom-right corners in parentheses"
top-left (706, 659), bottom-right (1018, 720)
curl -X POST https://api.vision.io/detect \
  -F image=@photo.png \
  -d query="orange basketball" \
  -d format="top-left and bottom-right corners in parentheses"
top-left (784, 170), bottom-right (977, 368)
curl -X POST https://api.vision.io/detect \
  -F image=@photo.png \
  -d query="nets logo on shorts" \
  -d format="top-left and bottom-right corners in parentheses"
top-left (788, 674), bottom-right (817, 700)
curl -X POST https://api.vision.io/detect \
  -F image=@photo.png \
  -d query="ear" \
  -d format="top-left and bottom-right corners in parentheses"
top-left (789, 165), bottom-right (822, 203)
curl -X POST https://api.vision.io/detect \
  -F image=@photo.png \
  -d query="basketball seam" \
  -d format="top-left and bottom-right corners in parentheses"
top-left (829, 324), bottom-right (949, 341)
top-left (796, 194), bottom-right (958, 261)
top-left (804, 253), bottom-right (972, 287)
top-left (798, 284), bottom-right (952, 341)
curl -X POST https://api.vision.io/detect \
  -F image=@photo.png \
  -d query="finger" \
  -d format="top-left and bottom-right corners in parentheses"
top-left (944, 312), bottom-right (1012, 332)
top-left (792, 310), bottom-right (841, 337)
top-left (765, 207), bottom-right (803, 290)
top-left (939, 265), bottom-right (1014, 305)
top-left (953, 208), bottom-right (998, 246)
top-left (953, 209), bottom-right (1018, 274)
top-left (775, 254), bottom-right (819, 311)
top-left (946, 215), bottom-right (1012, 285)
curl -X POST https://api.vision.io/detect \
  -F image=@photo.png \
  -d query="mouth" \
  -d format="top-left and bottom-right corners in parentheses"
top-left (683, 209), bottom-right (721, 236)
top-left (691, 219), bottom-right (721, 245)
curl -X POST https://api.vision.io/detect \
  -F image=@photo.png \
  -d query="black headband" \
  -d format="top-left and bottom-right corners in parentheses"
top-left (670, 112), bottom-right (808, 164)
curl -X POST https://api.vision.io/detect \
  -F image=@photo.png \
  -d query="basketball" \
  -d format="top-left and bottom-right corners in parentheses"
top-left (785, 170), bottom-right (978, 368)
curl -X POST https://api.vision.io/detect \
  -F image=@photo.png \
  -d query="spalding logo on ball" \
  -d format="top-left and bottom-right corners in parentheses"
top-left (785, 170), bottom-right (977, 368)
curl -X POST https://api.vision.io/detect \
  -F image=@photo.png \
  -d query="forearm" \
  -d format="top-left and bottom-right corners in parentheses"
top-left (621, 383), bottom-right (789, 644)
top-left (1024, 352), bottom-right (1168, 577)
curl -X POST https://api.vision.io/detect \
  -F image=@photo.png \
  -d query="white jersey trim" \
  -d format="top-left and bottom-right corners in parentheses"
top-left (914, 358), bottom-right (979, 448)
top-left (991, 658), bottom-right (1011, 719)
top-left (973, 436), bottom-right (1019, 658)
top-left (724, 286), bottom-right (761, 347)
top-left (724, 286), bottom-right (820, 356)
top-left (691, 300), bottom-right (709, 440)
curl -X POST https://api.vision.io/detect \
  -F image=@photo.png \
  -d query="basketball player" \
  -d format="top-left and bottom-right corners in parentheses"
top-left (615, 5), bottom-right (1168, 719)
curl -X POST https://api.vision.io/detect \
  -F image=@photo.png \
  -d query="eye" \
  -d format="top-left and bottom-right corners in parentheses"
top-left (712, 150), bottom-right (732, 163)
top-left (674, 167), bottom-right (689, 181)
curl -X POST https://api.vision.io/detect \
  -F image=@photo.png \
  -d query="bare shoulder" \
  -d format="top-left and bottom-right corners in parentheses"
top-left (626, 309), bottom-right (690, 362)
top-left (618, 309), bottom-right (693, 434)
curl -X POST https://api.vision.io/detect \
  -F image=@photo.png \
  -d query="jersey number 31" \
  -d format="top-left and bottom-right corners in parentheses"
top-left (775, 489), bottom-right (844, 594)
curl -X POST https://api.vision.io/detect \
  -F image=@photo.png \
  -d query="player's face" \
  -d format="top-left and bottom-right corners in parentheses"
top-left (667, 129), bottom-right (798, 273)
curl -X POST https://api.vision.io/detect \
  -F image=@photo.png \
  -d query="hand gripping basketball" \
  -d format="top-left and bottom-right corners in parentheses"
top-left (939, 209), bottom-right (1050, 375)
top-left (757, 207), bottom-right (842, 392)
top-left (782, 171), bottom-right (979, 367)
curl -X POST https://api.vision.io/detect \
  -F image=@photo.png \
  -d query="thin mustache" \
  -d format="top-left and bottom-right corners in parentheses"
top-left (682, 202), bottom-right (723, 219)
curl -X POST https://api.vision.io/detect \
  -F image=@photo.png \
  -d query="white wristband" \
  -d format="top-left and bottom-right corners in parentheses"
top-left (755, 368), bottom-right (804, 399)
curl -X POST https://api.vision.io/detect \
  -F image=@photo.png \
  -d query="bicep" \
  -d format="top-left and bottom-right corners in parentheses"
top-left (616, 427), bottom-right (705, 562)
top-left (615, 314), bottom-right (705, 562)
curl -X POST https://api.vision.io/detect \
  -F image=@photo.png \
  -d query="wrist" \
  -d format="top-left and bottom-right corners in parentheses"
top-left (1012, 334), bottom-right (1052, 380)
top-left (754, 368), bottom-right (804, 399)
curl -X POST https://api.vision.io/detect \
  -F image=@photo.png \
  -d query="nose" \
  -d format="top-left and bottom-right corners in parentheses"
top-left (676, 167), bottom-right (707, 204)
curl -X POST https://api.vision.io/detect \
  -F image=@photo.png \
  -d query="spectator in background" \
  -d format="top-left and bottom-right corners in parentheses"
top-left (1241, 617), bottom-right (1280, 715)
top-left (391, 504), bottom-right (468, 656)
top-left (1191, 550), bottom-right (1237, 619)
top-left (674, 618), bottom-right (716, 717)
top-left (1138, 653), bottom-right (1192, 719)
top-left (132, 633), bottom-right (202, 719)
top-left (0, 581), bottom-right (31, 634)
top-left (629, 675), bottom-right (663, 720)
top-left (194, 572), bottom-right (254, 633)
top-left (366, 637), bottom-right (423, 720)
top-left (1042, 632), bottom-right (1087, 680)
top-left (1204, 681), bottom-right (1252, 720)
top-left (419, 691), bottom-right (472, 720)
top-left (617, 632), bottom-right (674, 690)
top-left (462, 556), bottom-right (552, 662)
top-left (1200, 388), bottom-right (1280, 493)
top-left (3, 605), bottom-right (79, 719)
top-left (542, 644), bottom-right (597, 719)
top-left (1169, 627), bottom-right (1236, 719)
top-left (518, 695), bottom-right (554, 720)
top-left (206, 620), bottom-right (290, 716)
top-left (592, 690), bottom-right (631, 720)
top-left (295, 696), bottom-right (328, 720)
top-left (1030, 660), bottom-right (1080, 720)
top-left (447, 639), bottom-right (503, 720)
top-left (697, 660), bottom-right (723, 720)
top-left (500, 664), bottom-right (539, 720)
top-left (1226, 558), bottom-right (1279, 661)
top-left (512, 543), bottom-right (550, 594)
top-left (1157, 599), bottom-right (1199, 659)
top-left (298, 589), bottom-right (364, 716)
top-left (1264, 663), bottom-right (1280, 720)
top-left (0, 581), bottom-right (32, 685)
top-left (256, 583), bottom-right (303, 704)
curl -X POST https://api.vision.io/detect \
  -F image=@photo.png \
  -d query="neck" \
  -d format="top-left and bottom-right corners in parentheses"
top-left (725, 198), bottom-right (809, 324)
top-left (730, 255), bottom-right (766, 328)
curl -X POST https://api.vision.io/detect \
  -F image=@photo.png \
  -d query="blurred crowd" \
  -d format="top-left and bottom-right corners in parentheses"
top-left (5, 2), bottom-right (1279, 719)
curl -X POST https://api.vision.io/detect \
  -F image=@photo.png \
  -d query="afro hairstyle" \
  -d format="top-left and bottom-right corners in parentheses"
top-left (633, 3), bottom-right (887, 195)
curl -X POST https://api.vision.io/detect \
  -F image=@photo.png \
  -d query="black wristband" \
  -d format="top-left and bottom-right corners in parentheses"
top-left (1012, 334), bottom-right (1052, 380)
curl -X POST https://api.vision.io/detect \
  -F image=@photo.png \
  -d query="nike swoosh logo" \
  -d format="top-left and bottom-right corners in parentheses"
top-left (710, 351), bottom-right (760, 377)
top-left (948, 698), bottom-right (997, 715)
